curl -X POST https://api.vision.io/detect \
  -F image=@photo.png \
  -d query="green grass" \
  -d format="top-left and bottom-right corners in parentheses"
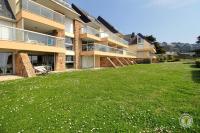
top-left (0, 62), bottom-right (200, 132)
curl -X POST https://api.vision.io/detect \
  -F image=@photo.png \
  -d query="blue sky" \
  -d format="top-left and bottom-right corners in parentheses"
top-left (69, 0), bottom-right (200, 43)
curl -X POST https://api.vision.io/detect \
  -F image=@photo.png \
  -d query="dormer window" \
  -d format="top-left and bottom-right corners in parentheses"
top-left (137, 36), bottom-right (144, 45)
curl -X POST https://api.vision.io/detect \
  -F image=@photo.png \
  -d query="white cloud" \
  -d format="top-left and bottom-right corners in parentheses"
top-left (145, 0), bottom-right (198, 9)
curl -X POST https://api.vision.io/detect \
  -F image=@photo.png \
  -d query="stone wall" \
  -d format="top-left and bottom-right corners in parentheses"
top-left (15, 52), bottom-right (36, 77)
top-left (55, 53), bottom-right (65, 71)
top-left (74, 20), bottom-right (82, 69)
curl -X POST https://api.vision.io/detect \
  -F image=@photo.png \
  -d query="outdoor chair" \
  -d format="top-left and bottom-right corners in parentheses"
top-left (34, 66), bottom-right (50, 75)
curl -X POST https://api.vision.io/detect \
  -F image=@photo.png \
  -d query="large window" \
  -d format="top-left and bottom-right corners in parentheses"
top-left (65, 17), bottom-right (74, 33)
top-left (0, 53), bottom-right (13, 75)
top-left (65, 55), bottom-right (74, 69)
top-left (29, 54), bottom-right (55, 71)
top-left (65, 37), bottom-right (74, 50)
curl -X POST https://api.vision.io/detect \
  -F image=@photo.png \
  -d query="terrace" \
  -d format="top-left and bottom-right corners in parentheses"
top-left (82, 43), bottom-right (136, 58)
top-left (0, 25), bottom-right (65, 53)
top-left (16, 0), bottom-right (65, 29)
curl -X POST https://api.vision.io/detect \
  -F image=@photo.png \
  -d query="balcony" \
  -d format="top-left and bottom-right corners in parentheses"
top-left (82, 43), bottom-right (136, 58)
top-left (100, 32), bottom-right (129, 48)
top-left (0, 25), bottom-right (65, 53)
top-left (16, 0), bottom-right (65, 29)
top-left (137, 45), bottom-right (156, 53)
top-left (80, 26), bottom-right (101, 41)
top-left (55, 0), bottom-right (71, 8)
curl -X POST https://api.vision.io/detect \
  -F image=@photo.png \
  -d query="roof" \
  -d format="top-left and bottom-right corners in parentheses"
top-left (137, 33), bottom-right (153, 45)
top-left (71, 4), bottom-right (91, 23)
top-left (71, 4), bottom-right (101, 26)
top-left (125, 33), bottom-right (153, 45)
top-left (97, 16), bottom-right (119, 33)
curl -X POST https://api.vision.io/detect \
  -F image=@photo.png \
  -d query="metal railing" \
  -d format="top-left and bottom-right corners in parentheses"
top-left (19, 0), bottom-right (65, 24)
top-left (0, 25), bottom-right (65, 48)
top-left (65, 43), bottom-right (74, 50)
top-left (81, 26), bottom-right (100, 37)
top-left (100, 32), bottom-right (129, 45)
top-left (82, 43), bottom-right (136, 56)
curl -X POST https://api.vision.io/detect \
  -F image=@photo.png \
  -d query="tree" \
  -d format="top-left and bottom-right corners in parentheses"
top-left (145, 35), bottom-right (166, 54)
top-left (145, 35), bottom-right (156, 43)
top-left (196, 36), bottom-right (200, 44)
top-left (154, 42), bottom-right (166, 54)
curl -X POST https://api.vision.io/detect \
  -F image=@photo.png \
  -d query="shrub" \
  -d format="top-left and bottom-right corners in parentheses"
top-left (157, 54), bottom-right (166, 62)
top-left (195, 60), bottom-right (200, 68)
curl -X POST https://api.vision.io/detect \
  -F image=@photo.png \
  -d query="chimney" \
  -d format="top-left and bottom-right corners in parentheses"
top-left (131, 32), bottom-right (135, 38)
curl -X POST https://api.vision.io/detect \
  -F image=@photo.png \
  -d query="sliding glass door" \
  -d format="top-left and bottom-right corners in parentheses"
top-left (29, 54), bottom-right (55, 71)
top-left (0, 53), bottom-right (13, 75)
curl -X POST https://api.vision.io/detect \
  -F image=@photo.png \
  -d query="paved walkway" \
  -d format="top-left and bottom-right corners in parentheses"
top-left (0, 75), bottom-right (23, 82)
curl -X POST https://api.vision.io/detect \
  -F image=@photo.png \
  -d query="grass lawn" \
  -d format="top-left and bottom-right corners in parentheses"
top-left (0, 62), bottom-right (200, 133)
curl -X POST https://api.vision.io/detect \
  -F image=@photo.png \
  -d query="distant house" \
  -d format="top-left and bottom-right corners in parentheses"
top-left (125, 33), bottom-right (157, 63)
top-left (165, 51), bottom-right (178, 56)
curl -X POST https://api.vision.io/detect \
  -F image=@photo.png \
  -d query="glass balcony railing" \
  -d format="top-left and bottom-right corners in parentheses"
top-left (100, 32), bottom-right (128, 45)
top-left (18, 0), bottom-right (65, 24)
top-left (55, 0), bottom-right (71, 8)
top-left (82, 43), bottom-right (136, 56)
top-left (0, 25), bottom-right (65, 48)
top-left (109, 34), bottom-right (128, 45)
top-left (81, 26), bottom-right (100, 37)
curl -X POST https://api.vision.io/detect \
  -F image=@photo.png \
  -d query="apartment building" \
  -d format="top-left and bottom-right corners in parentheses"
top-left (126, 33), bottom-right (157, 63)
top-left (0, 0), bottom-right (80, 77)
top-left (72, 4), bottom-right (136, 69)
top-left (0, 0), bottom-right (136, 77)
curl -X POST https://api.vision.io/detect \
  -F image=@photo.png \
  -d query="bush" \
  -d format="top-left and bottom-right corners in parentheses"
top-left (157, 54), bottom-right (166, 62)
top-left (167, 55), bottom-right (180, 62)
top-left (174, 58), bottom-right (181, 62)
top-left (195, 60), bottom-right (200, 68)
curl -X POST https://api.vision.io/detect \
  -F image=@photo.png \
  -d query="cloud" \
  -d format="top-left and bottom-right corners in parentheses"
top-left (145, 0), bottom-right (198, 9)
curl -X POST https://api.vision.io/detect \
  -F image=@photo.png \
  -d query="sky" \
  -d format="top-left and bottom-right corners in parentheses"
top-left (69, 0), bottom-right (200, 44)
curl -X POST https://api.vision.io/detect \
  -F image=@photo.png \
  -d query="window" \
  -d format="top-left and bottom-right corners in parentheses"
top-left (65, 17), bottom-right (74, 33)
top-left (65, 56), bottom-right (74, 69)
top-left (137, 36), bottom-right (144, 45)
top-left (65, 37), bottom-right (73, 44)
top-left (0, 53), bottom-right (13, 75)
top-left (65, 37), bottom-right (74, 50)
top-left (66, 56), bottom-right (74, 62)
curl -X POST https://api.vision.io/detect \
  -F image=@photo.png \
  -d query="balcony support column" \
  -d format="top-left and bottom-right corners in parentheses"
top-left (55, 53), bottom-right (65, 71)
top-left (15, 52), bottom-right (36, 77)
top-left (93, 55), bottom-right (96, 68)
top-left (74, 19), bottom-right (82, 69)
top-left (16, 18), bottom-right (24, 29)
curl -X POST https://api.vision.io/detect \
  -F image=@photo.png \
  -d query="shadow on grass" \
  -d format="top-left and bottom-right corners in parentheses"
top-left (191, 70), bottom-right (200, 83)
top-left (183, 62), bottom-right (194, 64)
top-left (190, 64), bottom-right (198, 68)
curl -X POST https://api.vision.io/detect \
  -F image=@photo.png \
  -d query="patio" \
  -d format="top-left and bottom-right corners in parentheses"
top-left (0, 75), bottom-right (23, 82)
